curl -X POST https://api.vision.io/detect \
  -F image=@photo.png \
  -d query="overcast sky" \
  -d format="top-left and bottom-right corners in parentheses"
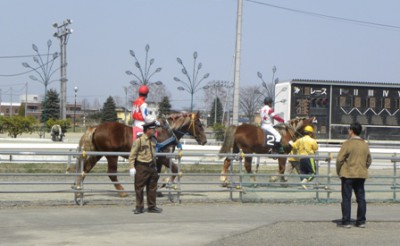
top-left (1, 0), bottom-right (399, 110)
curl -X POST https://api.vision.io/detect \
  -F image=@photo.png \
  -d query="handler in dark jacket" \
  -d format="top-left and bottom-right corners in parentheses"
top-left (336, 122), bottom-right (371, 228)
top-left (128, 121), bottom-right (162, 214)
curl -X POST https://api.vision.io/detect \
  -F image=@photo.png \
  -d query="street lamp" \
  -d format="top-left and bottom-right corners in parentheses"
top-left (125, 45), bottom-right (163, 106)
top-left (271, 65), bottom-right (277, 85)
top-left (73, 86), bottom-right (78, 132)
top-left (22, 40), bottom-right (60, 124)
top-left (174, 51), bottom-right (210, 112)
top-left (257, 66), bottom-right (278, 99)
top-left (125, 44), bottom-right (162, 85)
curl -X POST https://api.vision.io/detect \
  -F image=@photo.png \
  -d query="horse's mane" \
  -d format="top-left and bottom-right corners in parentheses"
top-left (163, 112), bottom-right (197, 130)
top-left (165, 112), bottom-right (195, 120)
top-left (287, 117), bottom-right (313, 131)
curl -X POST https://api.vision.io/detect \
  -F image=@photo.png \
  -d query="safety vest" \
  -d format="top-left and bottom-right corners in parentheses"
top-left (132, 96), bottom-right (146, 121)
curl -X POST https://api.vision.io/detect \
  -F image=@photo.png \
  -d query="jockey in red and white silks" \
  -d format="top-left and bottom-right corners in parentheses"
top-left (260, 97), bottom-right (284, 145)
top-left (132, 85), bottom-right (155, 129)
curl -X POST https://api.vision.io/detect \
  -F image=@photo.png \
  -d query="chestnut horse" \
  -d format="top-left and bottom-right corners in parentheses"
top-left (72, 112), bottom-right (207, 197)
top-left (219, 117), bottom-right (315, 185)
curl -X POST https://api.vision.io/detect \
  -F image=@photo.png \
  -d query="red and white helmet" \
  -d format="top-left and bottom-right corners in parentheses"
top-left (138, 85), bottom-right (149, 95)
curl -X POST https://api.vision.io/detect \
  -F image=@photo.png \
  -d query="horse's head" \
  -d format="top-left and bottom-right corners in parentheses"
top-left (287, 116), bottom-right (317, 137)
top-left (167, 112), bottom-right (207, 145)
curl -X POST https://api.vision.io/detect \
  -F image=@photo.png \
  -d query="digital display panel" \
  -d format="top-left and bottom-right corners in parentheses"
top-left (332, 86), bottom-right (399, 126)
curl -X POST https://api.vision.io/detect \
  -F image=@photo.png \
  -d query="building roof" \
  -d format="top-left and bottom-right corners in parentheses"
top-left (283, 79), bottom-right (400, 88)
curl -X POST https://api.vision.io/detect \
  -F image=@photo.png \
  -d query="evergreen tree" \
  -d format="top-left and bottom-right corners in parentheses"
top-left (209, 97), bottom-right (223, 125)
top-left (101, 96), bottom-right (118, 122)
top-left (158, 96), bottom-right (172, 117)
top-left (42, 89), bottom-right (60, 122)
top-left (18, 103), bottom-right (25, 117)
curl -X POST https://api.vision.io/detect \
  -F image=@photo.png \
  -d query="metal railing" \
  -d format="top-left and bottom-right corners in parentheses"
top-left (0, 150), bottom-right (399, 206)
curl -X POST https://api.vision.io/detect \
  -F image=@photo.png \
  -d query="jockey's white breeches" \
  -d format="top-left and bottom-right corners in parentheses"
top-left (261, 124), bottom-right (281, 143)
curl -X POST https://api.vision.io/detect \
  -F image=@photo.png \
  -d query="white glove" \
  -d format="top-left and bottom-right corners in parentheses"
top-left (288, 140), bottom-right (294, 145)
top-left (129, 168), bottom-right (136, 177)
top-left (155, 120), bottom-right (161, 126)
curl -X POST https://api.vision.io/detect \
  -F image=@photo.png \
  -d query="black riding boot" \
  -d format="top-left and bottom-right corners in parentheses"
top-left (273, 142), bottom-right (284, 154)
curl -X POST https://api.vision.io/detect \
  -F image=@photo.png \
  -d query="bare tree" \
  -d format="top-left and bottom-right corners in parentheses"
top-left (81, 98), bottom-right (91, 110)
top-left (113, 96), bottom-right (124, 108)
top-left (239, 85), bottom-right (263, 122)
top-left (203, 81), bottom-right (228, 111)
top-left (93, 98), bottom-right (101, 111)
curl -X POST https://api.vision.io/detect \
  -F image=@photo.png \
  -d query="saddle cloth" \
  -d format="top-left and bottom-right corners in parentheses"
top-left (132, 126), bottom-right (158, 142)
top-left (262, 129), bottom-right (277, 147)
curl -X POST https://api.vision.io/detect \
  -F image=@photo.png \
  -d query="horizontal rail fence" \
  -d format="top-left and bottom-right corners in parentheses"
top-left (0, 150), bottom-right (399, 205)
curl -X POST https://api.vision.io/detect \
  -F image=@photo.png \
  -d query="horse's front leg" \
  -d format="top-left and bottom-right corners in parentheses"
top-left (244, 157), bottom-right (257, 185)
top-left (278, 157), bottom-right (287, 182)
top-left (269, 157), bottom-right (287, 182)
top-left (106, 156), bottom-right (128, 197)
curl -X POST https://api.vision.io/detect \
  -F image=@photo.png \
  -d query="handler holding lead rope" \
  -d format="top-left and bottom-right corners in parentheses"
top-left (129, 121), bottom-right (163, 214)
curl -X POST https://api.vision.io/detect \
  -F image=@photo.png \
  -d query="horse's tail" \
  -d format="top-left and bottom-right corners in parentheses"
top-left (79, 127), bottom-right (96, 152)
top-left (219, 125), bottom-right (237, 156)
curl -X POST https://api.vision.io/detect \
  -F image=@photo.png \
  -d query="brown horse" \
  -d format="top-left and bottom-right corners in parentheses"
top-left (72, 112), bottom-right (207, 197)
top-left (219, 117), bottom-right (315, 185)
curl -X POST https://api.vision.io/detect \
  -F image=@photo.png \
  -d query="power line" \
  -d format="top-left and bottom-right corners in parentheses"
top-left (0, 53), bottom-right (58, 59)
top-left (0, 69), bottom-right (37, 77)
top-left (0, 56), bottom-right (59, 77)
top-left (246, 0), bottom-right (400, 31)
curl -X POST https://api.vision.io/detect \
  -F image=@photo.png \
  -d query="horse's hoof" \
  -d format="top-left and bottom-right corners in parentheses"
top-left (119, 192), bottom-right (129, 198)
top-left (269, 176), bottom-right (278, 182)
top-left (221, 181), bottom-right (229, 188)
top-left (72, 185), bottom-right (82, 190)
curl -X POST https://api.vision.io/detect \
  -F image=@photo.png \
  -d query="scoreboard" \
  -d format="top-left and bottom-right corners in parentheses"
top-left (275, 80), bottom-right (400, 140)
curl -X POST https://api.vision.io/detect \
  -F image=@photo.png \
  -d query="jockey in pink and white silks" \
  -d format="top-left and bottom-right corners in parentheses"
top-left (132, 85), bottom-right (159, 138)
top-left (260, 97), bottom-right (284, 153)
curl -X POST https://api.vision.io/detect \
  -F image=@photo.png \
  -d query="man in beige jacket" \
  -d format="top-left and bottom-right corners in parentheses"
top-left (336, 122), bottom-right (372, 228)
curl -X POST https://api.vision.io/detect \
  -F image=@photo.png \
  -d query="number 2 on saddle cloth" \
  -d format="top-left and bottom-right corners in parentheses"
top-left (262, 129), bottom-right (276, 148)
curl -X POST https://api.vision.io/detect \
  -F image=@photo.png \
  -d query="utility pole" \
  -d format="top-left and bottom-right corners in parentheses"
top-left (25, 82), bottom-right (28, 117)
top-left (9, 87), bottom-right (12, 116)
top-left (232, 0), bottom-right (243, 125)
top-left (53, 19), bottom-right (73, 120)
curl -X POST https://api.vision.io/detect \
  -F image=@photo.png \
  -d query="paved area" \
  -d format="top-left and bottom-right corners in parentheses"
top-left (1, 203), bottom-right (400, 246)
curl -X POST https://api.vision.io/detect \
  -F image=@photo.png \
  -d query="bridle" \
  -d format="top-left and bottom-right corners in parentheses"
top-left (168, 113), bottom-right (199, 139)
top-left (280, 117), bottom-right (314, 142)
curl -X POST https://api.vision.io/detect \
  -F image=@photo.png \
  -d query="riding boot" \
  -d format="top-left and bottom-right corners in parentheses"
top-left (273, 142), bottom-right (284, 154)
